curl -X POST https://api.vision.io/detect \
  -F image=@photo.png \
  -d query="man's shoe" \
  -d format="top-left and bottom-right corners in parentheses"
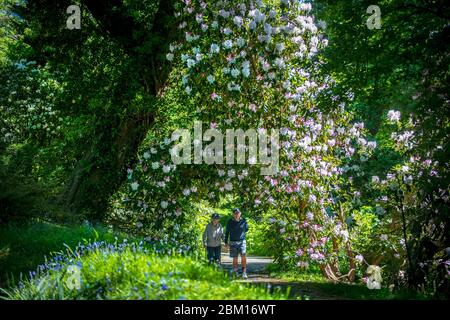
top-left (234, 270), bottom-right (240, 277)
top-left (242, 272), bottom-right (248, 279)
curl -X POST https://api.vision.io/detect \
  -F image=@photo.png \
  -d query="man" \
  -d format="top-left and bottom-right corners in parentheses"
top-left (225, 208), bottom-right (249, 279)
top-left (202, 213), bottom-right (224, 264)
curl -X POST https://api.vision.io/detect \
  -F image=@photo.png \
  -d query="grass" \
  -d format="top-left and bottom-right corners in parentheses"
top-left (0, 221), bottom-right (286, 300)
top-left (1, 240), bottom-right (287, 300)
top-left (0, 220), bottom-right (122, 288)
top-left (266, 264), bottom-right (430, 300)
top-left (0, 221), bottom-right (432, 300)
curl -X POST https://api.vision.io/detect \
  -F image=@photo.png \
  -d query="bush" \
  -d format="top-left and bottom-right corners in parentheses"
top-left (245, 217), bottom-right (273, 256)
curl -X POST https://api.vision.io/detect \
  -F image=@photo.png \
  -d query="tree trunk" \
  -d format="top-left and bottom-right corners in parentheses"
top-left (58, 0), bottom-right (178, 220)
top-left (63, 112), bottom-right (154, 220)
top-left (346, 243), bottom-right (356, 282)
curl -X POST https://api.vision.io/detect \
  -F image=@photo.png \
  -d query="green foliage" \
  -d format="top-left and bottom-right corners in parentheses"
top-left (314, 0), bottom-right (450, 296)
top-left (195, 197), bottom-right (273, 256)
top-left (0, 221), bottom-right (121, 287)
top-left (1, 239), bottom-right (286, 300)
top-left (243, 218), bottom-right (273, 256)
top-left (266, 263), bottom-right (430, 300)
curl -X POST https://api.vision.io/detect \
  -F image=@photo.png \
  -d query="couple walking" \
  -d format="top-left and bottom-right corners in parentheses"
top-left (202, 208), bottom-right (249, 279)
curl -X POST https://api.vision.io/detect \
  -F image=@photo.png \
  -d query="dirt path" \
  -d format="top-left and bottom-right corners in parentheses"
top-left (220, 253), bottom-right (346, 300)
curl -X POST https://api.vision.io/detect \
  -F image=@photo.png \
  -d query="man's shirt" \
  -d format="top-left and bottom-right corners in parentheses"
top-left (225, 218), bottom-right (249, 244)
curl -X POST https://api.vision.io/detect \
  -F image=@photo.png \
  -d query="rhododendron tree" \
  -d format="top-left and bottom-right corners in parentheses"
top-left (112, 0), bottom-right (379, 282)
top-left (364, 110), bottom-right (450, 291)
top-left (312, 0), bottom-right (449, 295)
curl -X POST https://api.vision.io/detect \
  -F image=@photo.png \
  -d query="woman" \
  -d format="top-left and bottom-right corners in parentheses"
top-left (202, 213), bottom-right (224, 264)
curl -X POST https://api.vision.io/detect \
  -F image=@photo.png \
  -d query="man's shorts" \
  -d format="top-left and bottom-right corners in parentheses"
top-left (229, 240), bottom-right (246, 257)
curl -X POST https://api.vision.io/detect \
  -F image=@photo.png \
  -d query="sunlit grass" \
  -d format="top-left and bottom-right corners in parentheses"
top-left (0, 221), bottom-right (122, 287)
top-left (1, 241), bottom-right (287, 300)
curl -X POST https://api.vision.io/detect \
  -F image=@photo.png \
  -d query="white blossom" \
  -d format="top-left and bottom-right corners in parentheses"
top-left (233, 16), bottom-right (243, 27)
top-left (231, 68), bottom-right (240, 78)
top-left (210, 43), bottom-right (220, 54)
top-left (131, 182), bottom-right (139, 191)
top-left (207, 75), bottom-right (215, 84)
top-left (223, 40), bottom-right (233, 50)
top-left (236, 38), bottom-right (246, 48)
top-left (387, 110), bottom-right (401, 122)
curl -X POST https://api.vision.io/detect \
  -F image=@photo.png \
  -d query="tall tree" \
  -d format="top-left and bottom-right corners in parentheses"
top-left (314, 0), bottom-right (449, 295)
top-left (11, 0), bottom-right (180, 219)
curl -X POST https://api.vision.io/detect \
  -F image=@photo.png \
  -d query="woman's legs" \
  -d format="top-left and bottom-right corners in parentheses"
top-left (206, 246), bottom-right (215, 263)
top-left (214, 246), bottom-right (221, 263)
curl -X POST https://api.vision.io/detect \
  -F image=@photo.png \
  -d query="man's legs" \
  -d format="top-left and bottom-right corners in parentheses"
top-left (240, 241), bottom-right (247, 278)
top-left (241, 255), bottom-right (247, 273)
top-left (239, 240), bottom-right (247, 273)
top-left (230, 243), bottom-right (239, 275)
top-left (233, 257), bottom-right (239, 272)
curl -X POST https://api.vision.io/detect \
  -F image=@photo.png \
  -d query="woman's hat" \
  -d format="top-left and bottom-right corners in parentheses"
top-left (211, 213), bottom-right (220, 219)
top-left (232, 208), bottom-right (241, 214)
